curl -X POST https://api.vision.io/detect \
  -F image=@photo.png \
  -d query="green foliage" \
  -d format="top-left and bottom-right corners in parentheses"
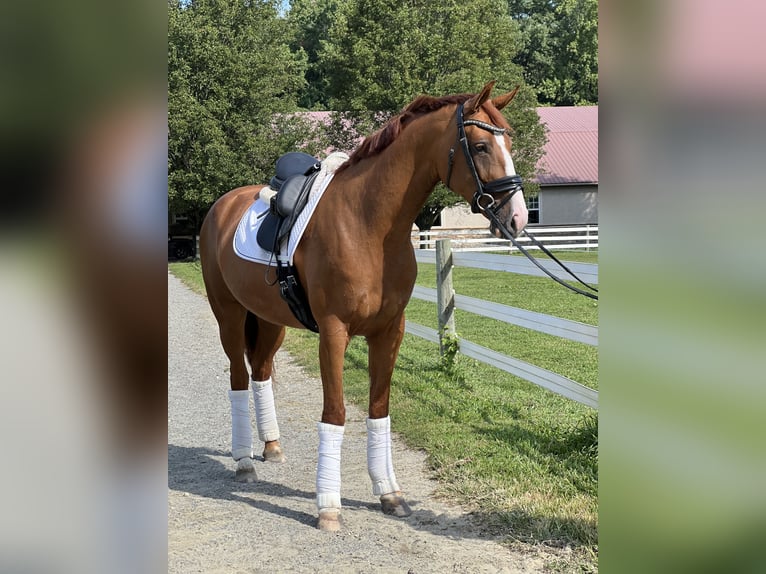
top-left (289, 0), bottom-right (546, 219)
top-left (508, 0), bottom-right (598, 105)
top-left (287, 0), bottom-right (339, 109)
top-left (439, 326), bottom-right (461, 369)
top-left (292, 0), bottom-right (598, 110)
top-left (318, 0), bottom-right (524, 111)
top-left (168, 0), bottom-right (310, 227)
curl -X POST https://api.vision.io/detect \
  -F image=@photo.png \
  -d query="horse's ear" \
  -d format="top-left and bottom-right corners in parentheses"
top-left (464, 81), bottom-right (496, 116)
top-left (491, 85), bottom-right (520, 111)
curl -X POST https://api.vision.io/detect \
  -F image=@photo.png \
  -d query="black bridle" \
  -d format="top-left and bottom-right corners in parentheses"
top-left (445, 103), bottom-right (599, 301)
top-left (446, 104), bottom-right (524, 215)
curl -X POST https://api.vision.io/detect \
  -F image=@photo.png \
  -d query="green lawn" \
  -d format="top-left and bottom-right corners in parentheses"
top-left (170, 253), bottom-right (598, 571)
top-left (169, 261), bottom-right (207, 295)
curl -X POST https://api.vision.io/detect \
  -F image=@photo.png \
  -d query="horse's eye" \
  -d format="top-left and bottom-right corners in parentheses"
top-left (473, 142), bottom-right (488, 153)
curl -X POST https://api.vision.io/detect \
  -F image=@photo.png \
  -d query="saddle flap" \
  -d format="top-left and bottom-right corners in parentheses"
top-left (256, 212), bottom-right (281, 253)
top-left (269, 152), bottom-right (319, 192)
top-left (276, 172), bottom-right (311, 217)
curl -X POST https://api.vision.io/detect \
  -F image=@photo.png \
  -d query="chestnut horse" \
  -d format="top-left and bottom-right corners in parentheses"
top-left (199, 81), bottom-right (528, 531)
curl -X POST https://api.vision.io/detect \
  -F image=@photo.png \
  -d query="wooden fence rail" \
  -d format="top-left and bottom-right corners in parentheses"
top-left (406, 239), bottom-right (598, 409)
top-left (411, 224), bottom-right (598, 252)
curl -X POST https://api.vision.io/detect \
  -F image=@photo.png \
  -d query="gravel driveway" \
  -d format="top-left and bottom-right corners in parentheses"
top-left (168, 271), bottom-right (549, 573)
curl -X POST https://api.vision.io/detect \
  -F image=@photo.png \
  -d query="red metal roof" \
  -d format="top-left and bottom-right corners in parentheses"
top-left (533, 106), bottom-right (598, 185)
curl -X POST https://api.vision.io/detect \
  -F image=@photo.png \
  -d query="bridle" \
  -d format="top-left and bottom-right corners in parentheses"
top-left (445, 103), bottom-right (524, 215)
top-left (445, 102), bottom-right (599, 300)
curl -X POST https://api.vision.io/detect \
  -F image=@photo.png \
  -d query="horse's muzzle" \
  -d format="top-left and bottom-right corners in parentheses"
top-left (490, 190), bottom-right (528, 238)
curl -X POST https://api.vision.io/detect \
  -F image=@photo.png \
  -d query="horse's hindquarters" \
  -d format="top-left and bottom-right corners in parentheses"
top-left (202, 186), bottom-right (306, 330)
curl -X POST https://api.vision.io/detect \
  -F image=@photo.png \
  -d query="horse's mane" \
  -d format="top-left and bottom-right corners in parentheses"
top-left (336, 93), bottom-right (510, 172)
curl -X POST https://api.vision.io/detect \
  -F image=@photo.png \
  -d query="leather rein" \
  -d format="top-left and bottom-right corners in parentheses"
top-left (445, 103), bottom-right (599, 301)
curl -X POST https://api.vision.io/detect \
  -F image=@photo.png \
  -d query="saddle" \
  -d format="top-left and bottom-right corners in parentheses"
top-left (257, 152), bottom-right (321, 253)
top-left (257, 152), bottom-right (322, 333)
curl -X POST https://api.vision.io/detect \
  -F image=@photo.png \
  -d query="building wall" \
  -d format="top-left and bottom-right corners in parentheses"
top-left (539, 185), bottom-right (598, 225)
top-left (439, 203), bottom-right (487, 228)
top-left (439, 186), bottom-right (598, 228)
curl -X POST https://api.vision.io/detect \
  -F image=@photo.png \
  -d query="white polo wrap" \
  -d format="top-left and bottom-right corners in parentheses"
top-left (252, 377), bottom-right (280, 442)
top-left (366, 416), bottom-right (400, 496)
top-left (316, 422), bottom-right (344, 510)
top-left (228, 389), bottom-right (253, 461)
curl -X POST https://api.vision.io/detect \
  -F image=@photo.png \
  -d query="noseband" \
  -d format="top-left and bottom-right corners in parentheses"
top-left (445, 103), bottom-right (524, 214)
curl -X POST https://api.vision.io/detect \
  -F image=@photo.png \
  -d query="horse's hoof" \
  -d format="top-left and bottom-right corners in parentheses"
top-left (380, 492), bottom-right (412, 517)
top-left (317, 509), bottom-right (343, 532)
top-left (234, 458), bottom-right (257, 483)
top-left (263, 443), bottom-right (286, 463)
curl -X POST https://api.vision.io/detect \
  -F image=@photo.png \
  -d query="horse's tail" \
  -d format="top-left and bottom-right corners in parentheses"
top-left (244, 311), bottom-right (259, 367)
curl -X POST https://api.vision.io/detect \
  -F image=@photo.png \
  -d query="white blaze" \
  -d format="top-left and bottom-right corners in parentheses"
top-left (495, 133), bottom-right (516, 176)
top-left (494, 133), bottom-right (528, 232)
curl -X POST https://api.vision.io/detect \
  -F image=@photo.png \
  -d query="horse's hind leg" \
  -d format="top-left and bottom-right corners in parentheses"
top-left (245, 314), bottom-right (287, 463)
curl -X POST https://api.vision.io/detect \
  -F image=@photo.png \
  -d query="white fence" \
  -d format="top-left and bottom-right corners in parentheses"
top-left (406, 240), bottom-right (598, 409)
top-left (411, 224), bottom-right (598, 252)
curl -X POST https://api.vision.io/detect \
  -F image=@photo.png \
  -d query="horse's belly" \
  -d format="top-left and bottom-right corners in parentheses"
top-left (223, 260), bottom-right (305, 329)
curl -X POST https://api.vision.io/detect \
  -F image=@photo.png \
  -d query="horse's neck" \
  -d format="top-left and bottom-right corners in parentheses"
top-left (341, 116), bottom-right (445, 240)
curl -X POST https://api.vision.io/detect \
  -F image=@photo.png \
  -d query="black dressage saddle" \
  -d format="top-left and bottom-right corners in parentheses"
top-left (256, 152), bottom-right (322, 333)
top-left (256, 152), bottom-right (321, 253)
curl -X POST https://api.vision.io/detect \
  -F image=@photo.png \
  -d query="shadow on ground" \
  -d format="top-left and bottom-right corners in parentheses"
top-left (168, 443), bottom-right (592, 548)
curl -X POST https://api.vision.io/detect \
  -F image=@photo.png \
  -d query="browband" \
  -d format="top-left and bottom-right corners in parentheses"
top-left (462, 119), bottom-right (507, 135)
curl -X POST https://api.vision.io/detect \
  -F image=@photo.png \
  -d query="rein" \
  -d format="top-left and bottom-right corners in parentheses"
top-left (446, 103), bottom-right (599, 301)
top-left (484, 208), bottom-right (599, 300)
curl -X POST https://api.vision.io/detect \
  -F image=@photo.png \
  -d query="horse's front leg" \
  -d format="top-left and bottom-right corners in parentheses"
top-left (316, 322), bottom-right (350, 531)
top-left (366, 314), bottom-right (412, 518)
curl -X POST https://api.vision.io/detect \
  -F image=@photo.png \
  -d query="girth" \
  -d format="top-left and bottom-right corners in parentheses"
top-left (276, 264), bottom-right (318, 332)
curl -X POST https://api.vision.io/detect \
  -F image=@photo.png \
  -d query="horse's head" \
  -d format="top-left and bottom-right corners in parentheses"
top-left (443, 81), bottom-right (528, 238)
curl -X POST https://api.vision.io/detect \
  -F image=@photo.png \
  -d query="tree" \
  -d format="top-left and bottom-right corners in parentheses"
top-left (547, 0), bottom-right (598, 105)
top-left (508, 0), bottom-right (598, 105)
top-left (287, 0), bottom-right (339, 110)
top-left (168, 0), bottom-right (310, 229)
top-left (319, 0), bottom-right (524, 111)
top-left (308, 0), bottom-right (545, 229)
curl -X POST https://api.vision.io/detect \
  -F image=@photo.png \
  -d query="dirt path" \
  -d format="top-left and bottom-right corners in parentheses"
top-left (168, 272), bottom-right (550, 573)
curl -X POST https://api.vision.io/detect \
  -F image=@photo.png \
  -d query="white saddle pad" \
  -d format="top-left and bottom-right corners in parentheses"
top-left (233, 152), bottom-right (348, 265)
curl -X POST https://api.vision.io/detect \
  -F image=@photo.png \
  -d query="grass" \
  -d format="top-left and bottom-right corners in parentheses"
top-left (409, 254), bottom-right (598, 389)
top-left (169, 252), bottom-right (598, 571)
top-left (169, 261), bottom-right (206, 295)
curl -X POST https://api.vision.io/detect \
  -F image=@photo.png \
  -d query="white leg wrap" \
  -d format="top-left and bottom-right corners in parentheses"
top-left (366, 416), bottom-right (400, 496)
top-left (316, 422), bottom-right (344, 510)
top-left (228, 389), bottom-right (253, 461)
top-left (252, 377), bottom-right (280, 442)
